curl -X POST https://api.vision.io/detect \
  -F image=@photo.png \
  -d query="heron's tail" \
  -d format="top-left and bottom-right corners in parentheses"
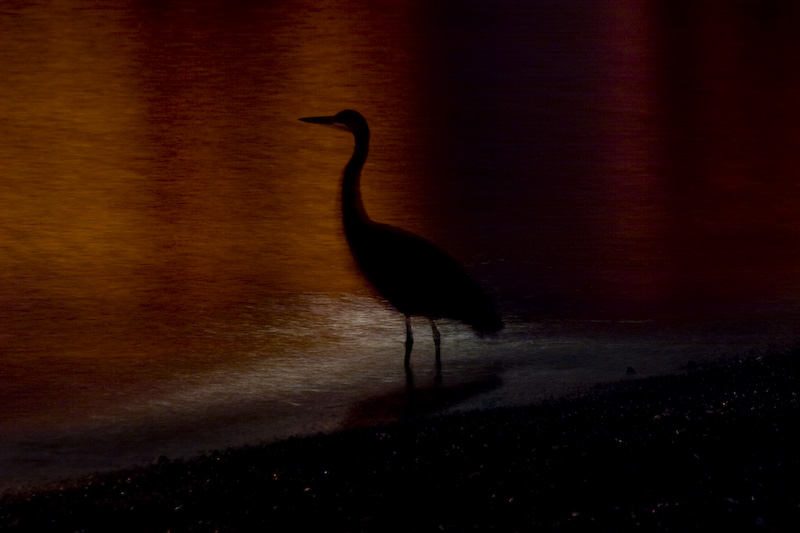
top-left (469, 308), bottom-right (504, 337)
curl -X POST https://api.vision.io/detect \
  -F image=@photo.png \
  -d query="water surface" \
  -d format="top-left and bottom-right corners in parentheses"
top-left (2, 0), bottom-right (800, 490)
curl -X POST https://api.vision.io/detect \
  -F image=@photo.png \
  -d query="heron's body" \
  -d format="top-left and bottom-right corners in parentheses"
top-left (349, 222), bottom-right (501, 331)
top-left (300, 110), bottom-right (502, 383)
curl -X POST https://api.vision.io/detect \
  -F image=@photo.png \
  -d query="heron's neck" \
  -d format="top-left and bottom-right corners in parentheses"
top-left (342, 130), bottom-right (371, 232)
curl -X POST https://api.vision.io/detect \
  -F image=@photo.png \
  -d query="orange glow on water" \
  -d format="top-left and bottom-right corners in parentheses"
top-left (0, 1), bottom-right (428, 320)
top-left (0, 1), bottom-right (435, 433)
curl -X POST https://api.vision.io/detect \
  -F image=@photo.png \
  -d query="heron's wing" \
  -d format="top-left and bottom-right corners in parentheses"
top-left (350, 223), bottom-right (501, 332)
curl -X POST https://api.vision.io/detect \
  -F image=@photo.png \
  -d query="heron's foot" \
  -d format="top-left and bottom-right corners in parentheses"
top-left (434, 371), bottom-right (443, 385)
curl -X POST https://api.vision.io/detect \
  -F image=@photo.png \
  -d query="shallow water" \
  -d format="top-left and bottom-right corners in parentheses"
top-left (2, 0), bottom-right (800, 490)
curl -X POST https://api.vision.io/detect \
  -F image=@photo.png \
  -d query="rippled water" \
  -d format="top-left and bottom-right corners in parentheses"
top-left (2, 0), bottom-right (800, 490)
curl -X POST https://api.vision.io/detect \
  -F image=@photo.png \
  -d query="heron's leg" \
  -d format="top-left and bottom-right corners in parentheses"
top-left (404, 315), bottom-right (414, 385)
top-left (431, 320), bottom-right (442, 382)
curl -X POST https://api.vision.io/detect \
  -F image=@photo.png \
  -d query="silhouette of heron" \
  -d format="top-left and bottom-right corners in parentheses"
top-left (300, 110), bottom-right (503, 384)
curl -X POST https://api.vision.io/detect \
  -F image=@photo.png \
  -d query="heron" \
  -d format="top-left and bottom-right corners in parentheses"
top-left (300, 110), bottom-right (503, 384)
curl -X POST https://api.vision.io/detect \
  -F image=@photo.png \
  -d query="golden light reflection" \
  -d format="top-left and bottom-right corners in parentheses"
top-left (1, 0), bottom-right (427, 328)
top-left (0, 4), bottom-right (144, 304)
top-left (0, 0), bottom-right (430, 426)
top-left (0, 0), bottom-right (432, 378)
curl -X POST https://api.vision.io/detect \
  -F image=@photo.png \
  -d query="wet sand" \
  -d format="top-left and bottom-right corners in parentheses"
top-left (1, 343), bottom-right (799, 531)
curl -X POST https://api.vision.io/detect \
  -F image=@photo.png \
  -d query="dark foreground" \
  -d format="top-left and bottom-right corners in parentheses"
top-left (2, 345), bottom-right (800, 532)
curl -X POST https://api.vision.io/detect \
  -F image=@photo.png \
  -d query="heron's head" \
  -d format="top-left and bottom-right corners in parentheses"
top-left (299, 109), bottom-right (369, 136)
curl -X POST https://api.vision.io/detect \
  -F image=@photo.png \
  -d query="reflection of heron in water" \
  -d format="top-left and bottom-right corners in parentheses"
top-left (300, 110), bottom-right (503, 384)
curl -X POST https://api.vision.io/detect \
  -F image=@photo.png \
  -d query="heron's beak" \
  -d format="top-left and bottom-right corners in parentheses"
top-left (299, 116), bottom-right (349, 131)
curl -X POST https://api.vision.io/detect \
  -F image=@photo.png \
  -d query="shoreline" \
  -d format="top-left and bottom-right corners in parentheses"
top-left (2, 343), bottom-right (800, 531)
